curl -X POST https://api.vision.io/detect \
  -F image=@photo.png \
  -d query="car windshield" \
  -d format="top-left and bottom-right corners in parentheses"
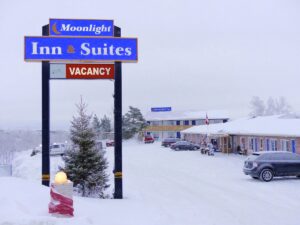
top-left (177, 141), bottom-right (188, 145)
top-left (165, 138), bottom-right (177, 142)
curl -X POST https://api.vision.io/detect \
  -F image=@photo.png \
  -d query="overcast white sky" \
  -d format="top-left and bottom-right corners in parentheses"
top-left (0, 0), bottom-right (299, 130)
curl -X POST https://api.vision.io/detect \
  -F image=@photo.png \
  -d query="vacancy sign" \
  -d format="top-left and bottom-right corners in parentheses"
top-left (50, 64), bottom-right (114, 79)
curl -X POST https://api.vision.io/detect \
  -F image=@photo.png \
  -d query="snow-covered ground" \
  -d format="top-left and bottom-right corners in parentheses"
top-left (1, 142), bottom-right (300, 225)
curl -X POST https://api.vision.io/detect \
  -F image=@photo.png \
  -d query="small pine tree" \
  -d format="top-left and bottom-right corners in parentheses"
top-left (101, 115), bottom-right (112, 133)
top-left (122, 106), bottom-right (146, 139)
top-left (92, 114), bottom-right (102, 139)
top-left (63, 98), bottom-right (109, 198)
top-left (100, 115), bottom-right (112, 139)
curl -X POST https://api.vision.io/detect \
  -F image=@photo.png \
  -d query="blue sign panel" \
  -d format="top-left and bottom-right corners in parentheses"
top-left (49, 19), bottom-right (114, 36)
top-left (151, 107), bottom-right (172, 112)
top-left (24, 36), bottom-right (138, 62)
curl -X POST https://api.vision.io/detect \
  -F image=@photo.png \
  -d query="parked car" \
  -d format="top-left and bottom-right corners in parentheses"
top-left (170, 141), bottom-right (200, 151)
top-left (31, 143), bottom-right (67, 156)
top-left (50, 143), bottom-right (67, 156)
top-left (106, 140), bottom-right (115, 147)
top-left (95, 140), bottom-right (107, 151)
top-left (144, 135), bottom-right (154, 144)
top-left (161, 138), bottom-right (180, 147)
top-left (243, 151), bottom-right (300, 182)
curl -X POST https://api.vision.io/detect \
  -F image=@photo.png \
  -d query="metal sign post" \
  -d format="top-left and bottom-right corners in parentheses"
top-left (42, 25), bottom-right (50, 186)
top-left (113, 26), bottom-right (123, 199)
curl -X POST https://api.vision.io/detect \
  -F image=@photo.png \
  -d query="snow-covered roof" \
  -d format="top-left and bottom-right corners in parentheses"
top-left (181, 115), bottom-right (300, 137)
top-left (145, 110), bottom-right (229, 121)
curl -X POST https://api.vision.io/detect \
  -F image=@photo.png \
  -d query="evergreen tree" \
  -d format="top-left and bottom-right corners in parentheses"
top-left (100, 115), bottom-right (112, 139)
top-left (100, 115), bottom-right (112, 133)
top-left (63, 98), bottom-right (109, 198)
top-left (122, 106), bottom-right (146, 139)
top-left (92, 114), bottom-right (101, 139)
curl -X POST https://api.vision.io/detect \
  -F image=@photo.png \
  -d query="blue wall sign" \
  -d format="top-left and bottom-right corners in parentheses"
top-left (49, 19), bottom-right (114, 36)
top-left (24, 36), bottom-right (138, 62)
top-left (151, 107), bottom-right (172, 112)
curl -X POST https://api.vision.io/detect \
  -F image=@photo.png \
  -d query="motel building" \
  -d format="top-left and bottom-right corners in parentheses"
top-left (143, 109), bottom-right (229, 141)
top-left (181, 115), bottom-right (300, 155)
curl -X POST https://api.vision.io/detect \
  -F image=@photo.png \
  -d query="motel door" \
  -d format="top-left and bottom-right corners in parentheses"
top-left (291, 140), bottom-right (296, 153)
top-left (221, 137), bottom-right (230, 153)
top-left (254, 138), bottom-right (258, 152)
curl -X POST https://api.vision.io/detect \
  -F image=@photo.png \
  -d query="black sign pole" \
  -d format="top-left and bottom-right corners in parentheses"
top-left (114, 26), bottom-right (123, 199)
top-left (42, 25), bottom-right (50, 186)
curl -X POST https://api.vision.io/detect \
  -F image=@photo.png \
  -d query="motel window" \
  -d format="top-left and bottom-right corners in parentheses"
top-left (167, 132), bottom-right (176, 138)
top-left (249, 138), bottom-right (254, 150)
top-left (265, 139), bottom-right (269, 151)
top-left (260, 138), bottom-right (264, 150)
top-left (280, 139), bottom-right (289, 151)
top-left (196, 120), bottom-right (202, 125)
top-left (164, 120), bottom-right (175, 126)
top-left (151, 121), bottom-right (160, 126)
top-left (240, 137), bottom-right (246, 150)
top-left (184, 120), bottom-right (189, 125)
top-left (270, 139), bottom-right (278, 151)
top-left (249, 138), bottom-right (258, 151)
top-left (192, 120), bottom-right (196, 125)
top-left (176, 120), bottom-right (180, 125)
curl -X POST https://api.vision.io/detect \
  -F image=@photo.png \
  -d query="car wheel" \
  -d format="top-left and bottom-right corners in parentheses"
top-left (193, 147), bottom-right (198, 150)
top-left (175, 147), bottom-right (180, 151)
top-left (260, 168), bottom-right (274, 182)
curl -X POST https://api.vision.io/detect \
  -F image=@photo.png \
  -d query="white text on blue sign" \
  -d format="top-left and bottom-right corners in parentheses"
top-left (151, 107), bottom-right (172, 112)
top-left (24, 37), bottom-right (138, 62)
top-left (49, 19), bottom-right (114, 36)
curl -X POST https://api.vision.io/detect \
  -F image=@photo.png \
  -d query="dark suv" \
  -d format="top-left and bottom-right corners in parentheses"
top-left (243, 151), bottom-right (300, 182)
top-left (161, 138), bottom-right (180, 147)
top-left (170, 141), bottom-right (200, 151)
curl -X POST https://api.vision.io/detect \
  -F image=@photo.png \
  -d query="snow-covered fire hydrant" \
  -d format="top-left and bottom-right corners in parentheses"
top-left (48, 171), bottom-right (74, 217)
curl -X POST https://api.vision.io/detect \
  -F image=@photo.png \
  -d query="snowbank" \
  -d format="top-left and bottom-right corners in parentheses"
top-left (2, 143), bottom-right (300, 225)
top-left (12, 149), bottom-right (64, 181)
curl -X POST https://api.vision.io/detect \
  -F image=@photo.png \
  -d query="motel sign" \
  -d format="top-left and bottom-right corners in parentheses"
top-left (24, 19), bottom-right (138, 199)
